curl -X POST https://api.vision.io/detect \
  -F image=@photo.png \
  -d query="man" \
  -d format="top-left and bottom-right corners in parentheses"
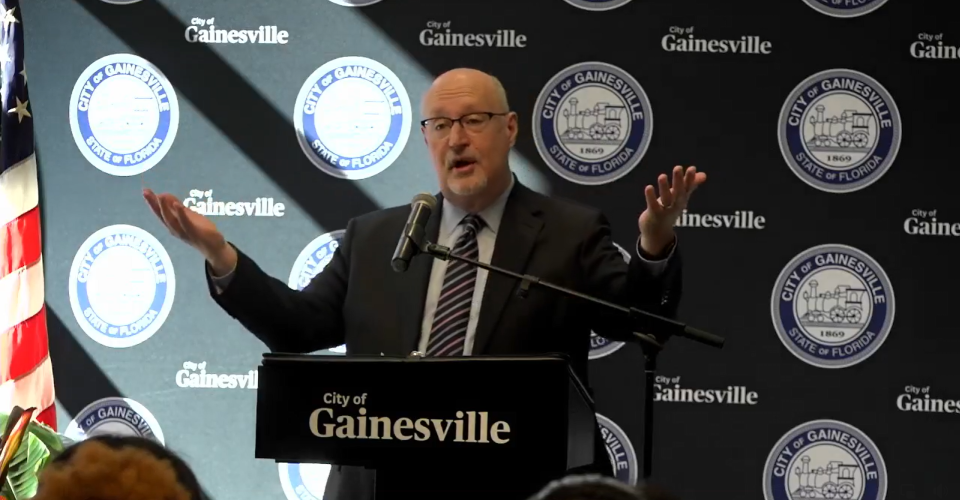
top-left (143, 68), bottom-right (705, 499)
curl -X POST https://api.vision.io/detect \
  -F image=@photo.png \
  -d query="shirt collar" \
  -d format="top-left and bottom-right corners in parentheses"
top-left (441, 174), bottom-right (515, 235)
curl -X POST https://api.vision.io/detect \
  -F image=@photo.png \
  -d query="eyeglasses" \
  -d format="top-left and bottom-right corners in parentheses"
top-left (420, 112), bottom-right (510, 139)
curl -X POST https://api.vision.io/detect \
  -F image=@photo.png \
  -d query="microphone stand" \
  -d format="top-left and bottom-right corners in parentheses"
top-left (415, 240), bottom-right (724, 481)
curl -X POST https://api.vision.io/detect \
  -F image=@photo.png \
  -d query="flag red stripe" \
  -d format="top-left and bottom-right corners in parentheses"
top-left (0, 355), bottom-right (55, 419)
top-left (34, 404), bottom-right (57, 430)
top-left (0, 304), bottom-right (48, 383)
top-left (0, 206), bottom-right (41, 280)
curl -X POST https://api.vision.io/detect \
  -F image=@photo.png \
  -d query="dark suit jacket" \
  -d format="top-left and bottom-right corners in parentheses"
top-left (207, 180), bottom-right (682, 499)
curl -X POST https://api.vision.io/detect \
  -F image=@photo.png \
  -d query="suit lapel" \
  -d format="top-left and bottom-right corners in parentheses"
top-left (397, 194), bottom-right (442, 354)
top-left (473, 184), bottom-right (543, 354)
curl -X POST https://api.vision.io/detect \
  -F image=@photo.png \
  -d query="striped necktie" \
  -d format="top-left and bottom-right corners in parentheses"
top-left (426, 214), bottom-right (484, 356)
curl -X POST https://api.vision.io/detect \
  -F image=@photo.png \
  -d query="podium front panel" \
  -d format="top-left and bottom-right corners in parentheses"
top-left (254, 355), bottom-right (592, 474)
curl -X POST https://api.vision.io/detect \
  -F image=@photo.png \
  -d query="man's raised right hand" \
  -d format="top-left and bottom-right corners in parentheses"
top-left (143, 188), bottom-right (238, 276)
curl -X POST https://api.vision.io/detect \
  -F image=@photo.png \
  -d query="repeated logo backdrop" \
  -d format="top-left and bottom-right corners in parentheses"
top-left (22, 0), bottom-right (958, 499)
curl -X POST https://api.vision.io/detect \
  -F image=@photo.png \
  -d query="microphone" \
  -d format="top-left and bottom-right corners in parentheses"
top-left (391, 193), bottom-right (437, 272)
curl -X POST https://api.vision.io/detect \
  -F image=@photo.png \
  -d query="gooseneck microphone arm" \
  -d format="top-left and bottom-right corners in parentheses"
top-left (424, 242), bottom-right (724, 350)
top-left (413, 238), bottom-right (725, 481)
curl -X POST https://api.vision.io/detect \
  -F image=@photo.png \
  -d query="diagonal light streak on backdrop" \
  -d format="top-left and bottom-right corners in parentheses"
top-left (71, 0), bottom-right (383, 229)
top-left (72, 0), bottom-right (552, 209)
top-left (31, 150), bottom-right (126, 420)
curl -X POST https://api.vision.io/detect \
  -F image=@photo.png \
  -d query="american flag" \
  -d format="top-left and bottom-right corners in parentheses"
top-left (0, 0), bottom-right (56, 430)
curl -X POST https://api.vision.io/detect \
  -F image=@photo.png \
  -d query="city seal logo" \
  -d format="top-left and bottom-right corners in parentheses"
top-left (533, 62), bottom-right (653, 185)
top-left (68, 224), bottom-right (176, 349)
top-left (294, 56), bottom-right (411, 180)
top-left (279, 463), bottom-right (333, 500)
top-left (590, 243), bottom-right (631, 359)
top-left (763, 419), bottom-right (887, 500)
top-left (288, 230), bottom-right (346, 290)
top-left (596, 413), bottom-right (638, 485)
top-left (778, 69), bottom-right (901, 193)
top-left (564, 0), bottom-right (633, 11)
top-left (289, 230), bottom-right (347, 354)
top-left (69, 54), bottom-right (179, 176)
top-left (802, 0), bottom-right (889, 18)
top-left (64, 397), bottom-right (165, 445)
top-left (590, 330), bottom-right (626, 359)
top-left (771, 244), bottom-right (894, 369)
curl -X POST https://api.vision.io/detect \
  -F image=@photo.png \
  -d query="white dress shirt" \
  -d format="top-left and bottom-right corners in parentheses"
top-left (417, 176), bottom-right (674, 355)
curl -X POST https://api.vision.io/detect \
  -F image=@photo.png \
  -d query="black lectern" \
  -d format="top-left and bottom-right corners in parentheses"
top-left (255, 353), bottom-right (598, 500)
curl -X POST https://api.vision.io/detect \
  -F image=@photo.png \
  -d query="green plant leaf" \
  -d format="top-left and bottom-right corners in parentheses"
top-left (6, 430), bottom-right (50, 498)
top-left (3, 481), bottom-right (21, 500)
top-left (24, 422), bottom-right (63, 457)
top-left (0, 413), bottom-right (67, 500)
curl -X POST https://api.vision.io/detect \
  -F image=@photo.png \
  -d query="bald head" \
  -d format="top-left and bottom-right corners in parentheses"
top-left (421, 68), bottom-right (509, 117)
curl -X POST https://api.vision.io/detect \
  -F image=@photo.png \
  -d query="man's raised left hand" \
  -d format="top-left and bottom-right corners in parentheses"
top-left (638, 165), bottom-right (707, 256)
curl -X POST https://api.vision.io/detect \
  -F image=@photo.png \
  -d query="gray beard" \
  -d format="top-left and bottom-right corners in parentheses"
top-left (449, 171), bottom-right (488, 196)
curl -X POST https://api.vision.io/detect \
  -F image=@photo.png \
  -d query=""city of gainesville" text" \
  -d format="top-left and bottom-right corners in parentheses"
top-left (308, 392), bottom-right (511, 443)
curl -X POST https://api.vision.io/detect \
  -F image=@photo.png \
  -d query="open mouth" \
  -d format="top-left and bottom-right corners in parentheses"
top-left (450, 159), bottom-right (477, 172)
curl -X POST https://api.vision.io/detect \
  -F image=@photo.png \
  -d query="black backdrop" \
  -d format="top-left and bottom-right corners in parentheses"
top-left (22, 0), bottom-right (958, 499)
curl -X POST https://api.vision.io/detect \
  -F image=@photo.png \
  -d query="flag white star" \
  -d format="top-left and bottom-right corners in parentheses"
top-left (8, 96), bottom-right (30, 123)
top-left (1, 6), bottom-right (18, 28)
top-left (19, 66), bottom-right (26, 83)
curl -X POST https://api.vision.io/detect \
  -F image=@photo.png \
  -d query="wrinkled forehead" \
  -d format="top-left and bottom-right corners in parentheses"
top-left (421, 80), bottom-right (502, 118)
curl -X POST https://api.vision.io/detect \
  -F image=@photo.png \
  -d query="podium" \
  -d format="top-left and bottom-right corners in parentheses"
top-left (255, 353), bottom-right (599, 500)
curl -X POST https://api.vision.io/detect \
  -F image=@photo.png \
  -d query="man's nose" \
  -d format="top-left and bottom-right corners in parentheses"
top-left (446, 122), bottom-right (470, 148)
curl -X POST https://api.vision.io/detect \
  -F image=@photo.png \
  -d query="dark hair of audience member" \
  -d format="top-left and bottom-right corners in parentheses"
top-left (529, 474), bottom-right (680, 500)
top-left (32, 434), bottom-right (211, 500)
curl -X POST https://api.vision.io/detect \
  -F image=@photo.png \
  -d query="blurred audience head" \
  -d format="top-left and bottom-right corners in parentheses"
top-left (32, 435), bottom-right (209, 500)
top-left (529, 474), bottom-right (680, 500)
